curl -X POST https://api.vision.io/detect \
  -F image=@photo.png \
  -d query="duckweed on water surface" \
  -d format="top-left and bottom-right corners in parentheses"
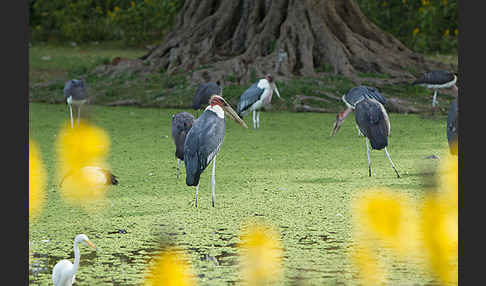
top-left (29, 102), bottom-right (449, 285)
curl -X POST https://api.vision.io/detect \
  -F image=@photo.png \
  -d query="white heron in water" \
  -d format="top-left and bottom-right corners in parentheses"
top-left (331, 86), bottom-right (400, 178)
top-left (236, 74), bottom-right (281, 129)
top-left (171, 112), bottom-right (195, 178)
top-left (52, 234), bottom-right (96, 286)
top-left (412, 70), bottom-right (457, 107)
top-left (184, 95), bottom-right (247, 207)
top-left (64, 79), bottom-right (88, 128)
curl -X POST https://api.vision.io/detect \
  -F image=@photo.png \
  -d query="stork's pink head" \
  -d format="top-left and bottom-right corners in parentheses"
top-left (265, 74), bottom-right (274, 83)
top-left (209, 95), bottom-right (225, 107)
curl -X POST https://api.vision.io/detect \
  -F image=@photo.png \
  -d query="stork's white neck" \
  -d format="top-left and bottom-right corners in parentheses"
top-left (205, 105), bottom-right (224, 119)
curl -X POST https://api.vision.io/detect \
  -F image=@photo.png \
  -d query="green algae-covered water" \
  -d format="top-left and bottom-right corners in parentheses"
top-left (29, 103), bottom-right (449, 285)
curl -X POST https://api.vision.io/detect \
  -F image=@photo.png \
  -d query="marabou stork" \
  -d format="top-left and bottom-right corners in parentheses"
top-left (236, 74), bottom-right (281, 129)
top-left (64, 79), bottom-right (87, 128)
top-left (447, 85), bottom-right (458, 155)
top-left (192, 81), bottom-right (222, 110)
top-left (331, 86), bottom-right (400, 178)
top-left (412, 70), bottom-right (457, 107)
top-left (184, 95), bottom-right (248, 207)
top-left (171, 112), bottom-right (195, 178)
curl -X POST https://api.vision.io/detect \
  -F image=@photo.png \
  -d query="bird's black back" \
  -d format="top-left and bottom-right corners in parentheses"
top-left (237, 83), bottom-right (265, 117)
top-left (343, 85), bottom-right (386, 108)
top-left (192, 82), bottom-right (222, 110)
top-left (184, 109), bottom-right (225, 186)
top-left (412, 70), bottom-right (455, 85)
top-left (447, 99), bottom-right (458, 155)
top-left (355, 98), bottom-right (390, 150)
top-left (64, 79), bottom-right (87, 101)
top-left (172, 112), bottom-right (195, 160)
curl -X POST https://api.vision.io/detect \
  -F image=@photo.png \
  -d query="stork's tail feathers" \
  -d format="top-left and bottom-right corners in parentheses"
top-left (184, 154), bottom-right (201, 186)
top-left (368, 127), bottom-right (388, 150)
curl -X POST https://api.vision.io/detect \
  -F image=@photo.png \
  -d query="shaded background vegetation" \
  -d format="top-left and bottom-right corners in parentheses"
top-left (29, 0), bottom-right (457, 54)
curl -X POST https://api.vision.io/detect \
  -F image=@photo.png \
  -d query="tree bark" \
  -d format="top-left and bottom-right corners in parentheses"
top-left (100, 0), bottom-right (449, 84)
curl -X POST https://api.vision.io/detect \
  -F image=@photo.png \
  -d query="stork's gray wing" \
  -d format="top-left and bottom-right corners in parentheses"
top-left (192, 82), bottom-right (222, 109)
top-left (172, 112), bottom-right (195, 160)
top-left (64, 79), bottom-right (86, 101)
top-left (237, 83), bottom-right (264, 116)
top-left (362, 85), bottom-right (386, 105)
top-left (184, 111), bottom-right (225, 186)
top-left (447, 99), bottom-right (458, 154)
top-left (412, 70), bottom-right (455, 85)
top-left (355, 98), bottom-right (389, 150)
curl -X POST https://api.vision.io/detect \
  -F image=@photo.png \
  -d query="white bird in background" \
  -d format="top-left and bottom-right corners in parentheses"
top-left (52, 234), bottom-right (96, 286)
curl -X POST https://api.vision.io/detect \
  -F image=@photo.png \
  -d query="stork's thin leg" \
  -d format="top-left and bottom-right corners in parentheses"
top-left (176, 158), bottom-right (181, 179)
top-left (69, 104), bottom-right (74, 128)
top-left (256, 111), bottom-right (260, 129)
top-left (252, 110), bottom-right (256, 129)
top-left (195, 183), bottom-right (199, 208)
top-left (211, 156), bottom-right (216, 207)
top-left (384, 147), bottom-right (400, 178)
top-left (432, 89), bottom-right (438, 107)
top-left (366, 138), bottom-right (372, 177)
top-left (356, 125), bottom-right (363, 136)
top-left (77, 105), bottom-right (81, 126)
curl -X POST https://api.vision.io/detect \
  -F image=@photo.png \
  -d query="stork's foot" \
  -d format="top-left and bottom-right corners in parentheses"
top-left (369, 167), bottom-right (372, 177)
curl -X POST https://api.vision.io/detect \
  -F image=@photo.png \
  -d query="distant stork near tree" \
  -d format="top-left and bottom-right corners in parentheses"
top-left (412, 70), bottom-right (457, 107)
top-left (237, 74), bottom-right (281, 129)
top-left (171, 112), bottom-right (195, 178)
top-left (184, 95), bottom-right (248, 207)
top-left (331, 86), bottom-right (400, 178)
top-left (192, 81), bottom-right (222, 110)
top-left (447, 85), bottom-right (458, 155)
top-left (64, 79), bottom-right (87, 128)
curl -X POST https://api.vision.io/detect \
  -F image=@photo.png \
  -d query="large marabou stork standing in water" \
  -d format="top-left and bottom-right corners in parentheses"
top-left (192, 81), bottom-right (222, 110)
top-left (412, 70), bottom-right (457, 107)
top-left (447, 85), bottom-right (458, 155)
top-left (171, 112), bottom-right (195, 178)
top-left (64, 79), bottom-right (87, 128)
top-left (331, 86), bottom-right (400, 178)
top-left (184, 95), bottom-right (248, 207)
top-left (237, 74), bottom-right (281, 129)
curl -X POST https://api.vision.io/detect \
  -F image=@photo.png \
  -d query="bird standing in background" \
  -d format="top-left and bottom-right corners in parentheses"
top-left (331, 86), bottom-right (400, 178)
top-left (184, 95), bottom-right (247, 207)
top-left (237, 74), bottom-right (281, 129)
top-left (64, 79), bottom-right (88, 128)
top-left (192, 81), bottom-right (222, 110)
top-left (412, 70), bottom-right (457, 107)
top-left (171, 112), bottom-right (195, 178)
top-left (52, 234), bottom-right (96, 286)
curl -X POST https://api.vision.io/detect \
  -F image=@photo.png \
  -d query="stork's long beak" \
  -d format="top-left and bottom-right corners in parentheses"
top-left (221, 99), bottom-right (248, 128)
top-left (86, 239), bottom-right (97, 250)
top-left (273, 83), bottom-right (281, 99)
top-left (330, 115), bottom-right (344, 136)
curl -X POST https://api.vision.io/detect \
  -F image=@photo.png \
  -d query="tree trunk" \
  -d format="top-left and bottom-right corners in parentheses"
top-left (100, 0), bottom-right (449, 84)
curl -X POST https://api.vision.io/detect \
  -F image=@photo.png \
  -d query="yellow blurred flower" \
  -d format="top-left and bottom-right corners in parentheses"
top-left (351, 189), bottom-right (420, 257)
top-left (442, 0), bottom-right (448, 5)
top-left (131, 1), bottom-right (136, 8)
top-left (454, 28), bottom-right (459, 36)
top-left (413, 27), bottom-right (420, 36)
top-left (402, 0), bottom-right (406, 4)
top-left (421, 150), bottom-right (458, 284)
top-left (350, 244), bottom-right (386, 286)
top-left (143, 247), bottom-right (196, 286)
top-left (56, 120), bottom-right (111, 206)
top-left (238, 221), bottom-right (284, 285)
top-left (444, 29), bottom-right (450, 37)
top-left (29, 139), bottom-right (46, 221)
top-left (114, 6), bottom-right (120, 12)
top-left (421, 0), bottom-right (430, 6)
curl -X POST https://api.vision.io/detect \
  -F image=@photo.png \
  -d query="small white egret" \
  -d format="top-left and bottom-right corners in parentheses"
top-left (52, 234), bottom-right (96, 286)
